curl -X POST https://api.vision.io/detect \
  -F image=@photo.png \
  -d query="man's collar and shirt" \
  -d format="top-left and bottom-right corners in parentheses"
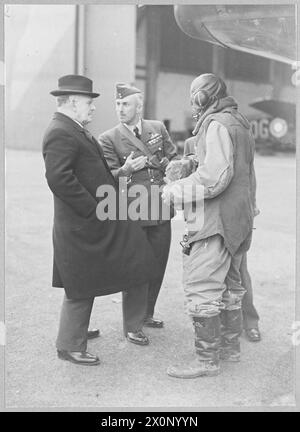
top-left (123, 119), bottom-right (142, 140)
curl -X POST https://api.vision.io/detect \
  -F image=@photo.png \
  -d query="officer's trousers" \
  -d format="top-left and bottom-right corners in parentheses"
top-left (183, 234), bottom-right (245, 317)
top-left (240, 253), bottom-right (260, 329)
top-left (142, 221), bottom-right (171, 318)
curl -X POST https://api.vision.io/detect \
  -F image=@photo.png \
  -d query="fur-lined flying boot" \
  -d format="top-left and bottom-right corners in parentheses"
top-left (167, 314), bottom-right (221, 378)
top-left (220, 308), bottom-right (242, 362)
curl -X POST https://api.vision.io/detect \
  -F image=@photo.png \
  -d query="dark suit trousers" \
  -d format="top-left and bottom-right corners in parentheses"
top-left (240, 253), bottom-right (260, 329)
top-left (56, 294), bottom-right (94, 352)
top-left (143, 221), bottom-right (171, 318)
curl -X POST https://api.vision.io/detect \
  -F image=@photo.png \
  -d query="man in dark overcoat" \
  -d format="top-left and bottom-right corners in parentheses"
top-left (98, 83), bottom-right (178, 345)
top-left (43, 75), bottom-right (157, 365)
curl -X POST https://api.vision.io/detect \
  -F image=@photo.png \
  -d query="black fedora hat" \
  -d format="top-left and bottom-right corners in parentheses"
top-left (50, 74), bottom-right (100, 98)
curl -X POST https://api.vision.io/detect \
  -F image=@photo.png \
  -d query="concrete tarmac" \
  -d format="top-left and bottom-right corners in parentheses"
top-left (5, 150), bottom-right (296, 409)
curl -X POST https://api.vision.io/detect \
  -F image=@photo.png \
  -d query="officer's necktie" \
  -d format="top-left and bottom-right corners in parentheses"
top-left (133, 126), bottom-right (141, 140)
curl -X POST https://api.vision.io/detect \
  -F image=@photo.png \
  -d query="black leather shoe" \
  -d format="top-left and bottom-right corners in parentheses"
top-left (245, 328), bottom-right (261, 342)
top-left (87, 328), bottom-right (100, 339)
top-left (57, 350), bottom-right (101, 365)
top-left (126, 331), bottom-right (149, 346)
top-left (144, 317), bottom-right (164, 328)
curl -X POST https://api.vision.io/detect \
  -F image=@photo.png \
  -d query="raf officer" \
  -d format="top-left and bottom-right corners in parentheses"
top-left (99, 83), bottom-right (178, 345)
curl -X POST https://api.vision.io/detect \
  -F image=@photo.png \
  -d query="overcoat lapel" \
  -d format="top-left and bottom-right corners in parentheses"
top-left (80, 129), bottom-right (105, 159)
top-left (53, 112), bottom-right (115, 183)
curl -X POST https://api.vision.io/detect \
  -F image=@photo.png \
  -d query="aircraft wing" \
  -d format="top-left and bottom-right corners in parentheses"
top-left (174, 5), bottom-right (296, 64)
top-left (249, 99), bottom-right (296, 122)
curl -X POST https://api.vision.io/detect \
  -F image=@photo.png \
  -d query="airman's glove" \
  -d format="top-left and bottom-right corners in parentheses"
top-left (164, 158), bottom-right (195, 183)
